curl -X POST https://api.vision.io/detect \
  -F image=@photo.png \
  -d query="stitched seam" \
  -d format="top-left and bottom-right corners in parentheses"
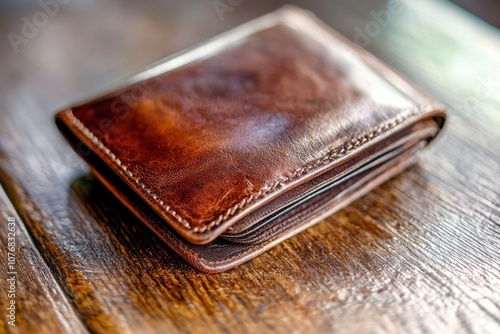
top-left (206, 144), bottom-right (418, 266)
top-left (65, 108), bottom-right (420, 234)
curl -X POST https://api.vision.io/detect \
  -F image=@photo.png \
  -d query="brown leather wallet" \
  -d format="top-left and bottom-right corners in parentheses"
top-left (56, 6), bottom-right (446, 273)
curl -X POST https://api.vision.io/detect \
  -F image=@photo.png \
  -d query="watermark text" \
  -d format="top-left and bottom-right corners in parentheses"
top-left (6, 216), bottom-right (17, 327)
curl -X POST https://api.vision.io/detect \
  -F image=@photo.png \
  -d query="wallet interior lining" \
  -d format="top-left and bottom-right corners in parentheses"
top-left (230, 145), bottom-right (422, 246)
top-left (221, 141), bottom-right (428, 244)
top-left (223, 119), bottom-right (439, 237)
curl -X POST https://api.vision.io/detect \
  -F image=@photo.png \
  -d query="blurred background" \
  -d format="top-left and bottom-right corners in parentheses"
top-left (0, 0), bottom-right (499, 116)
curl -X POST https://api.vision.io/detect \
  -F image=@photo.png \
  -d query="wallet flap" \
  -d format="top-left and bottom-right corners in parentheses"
top-left (56, 7), bottom-right (445, 244)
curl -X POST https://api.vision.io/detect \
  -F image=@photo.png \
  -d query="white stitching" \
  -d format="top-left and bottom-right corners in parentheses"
top-left (65, 108), bottom-right (422, 234)
top-left (66, 110), bottom-right (193, 230)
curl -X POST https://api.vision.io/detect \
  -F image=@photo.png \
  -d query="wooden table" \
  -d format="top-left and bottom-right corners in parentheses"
top-left (0, 0), bottom-right (499, 333)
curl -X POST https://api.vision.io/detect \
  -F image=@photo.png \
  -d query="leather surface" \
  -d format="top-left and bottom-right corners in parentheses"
top-left (55, 6), bottom-right (446, 271)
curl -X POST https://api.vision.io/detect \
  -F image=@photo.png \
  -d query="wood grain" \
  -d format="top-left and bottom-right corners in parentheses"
top-left (0, 183), bottom-right (88, 333)
top-left (0, 0), bottom-right (499, 333)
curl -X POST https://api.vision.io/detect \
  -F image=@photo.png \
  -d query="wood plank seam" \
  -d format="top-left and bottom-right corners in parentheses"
top-left (0, 180), bottom-right (91, 334)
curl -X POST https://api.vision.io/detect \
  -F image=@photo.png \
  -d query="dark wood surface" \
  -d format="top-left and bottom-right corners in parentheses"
top-left (0, 0), bottom-right (499, 333)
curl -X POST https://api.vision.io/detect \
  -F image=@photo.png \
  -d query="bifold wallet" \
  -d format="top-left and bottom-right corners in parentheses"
top-left (56, 6), bottom-right (446, 273)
